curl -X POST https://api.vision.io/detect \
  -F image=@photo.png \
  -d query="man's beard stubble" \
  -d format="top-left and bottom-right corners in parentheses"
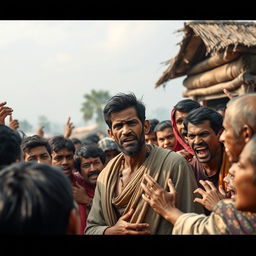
top-left (117, 130), bottom-right (145, 156)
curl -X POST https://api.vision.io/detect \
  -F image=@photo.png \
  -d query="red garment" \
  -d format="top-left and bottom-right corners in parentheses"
top-left (170, 108), bottom-right (194, 155)
top-left (72, 172), bottom-right (95, 235)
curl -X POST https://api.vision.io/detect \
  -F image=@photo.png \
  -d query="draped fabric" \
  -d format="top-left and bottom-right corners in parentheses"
top-left (85, 144), bottom-right (204, 235)
top-left (170, 108), bottom-right (194, 155)
top-left (173, 199), bottom-right (256, 234)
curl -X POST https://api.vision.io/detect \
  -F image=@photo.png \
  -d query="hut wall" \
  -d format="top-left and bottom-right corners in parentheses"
top-left (183, 52), bottom-right (256, 99)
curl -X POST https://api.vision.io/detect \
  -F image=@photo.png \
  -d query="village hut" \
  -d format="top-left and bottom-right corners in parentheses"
top-left (156, 21), bottom-right (256, 108)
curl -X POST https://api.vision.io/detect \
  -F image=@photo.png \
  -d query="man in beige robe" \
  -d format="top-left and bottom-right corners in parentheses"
top-left (85, 92), bottom-right (203, 235)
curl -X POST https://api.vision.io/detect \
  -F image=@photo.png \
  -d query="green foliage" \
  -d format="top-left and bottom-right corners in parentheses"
top-left (81, 89), bottom-right (112, 128)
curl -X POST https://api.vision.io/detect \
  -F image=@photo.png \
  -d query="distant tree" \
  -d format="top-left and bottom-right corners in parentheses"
top-left (19, 119), bottom-right (33, 133)
top-left (81, 89), bottom-right (112, 128)
top-left (38, 115), bottom-right (51, 133)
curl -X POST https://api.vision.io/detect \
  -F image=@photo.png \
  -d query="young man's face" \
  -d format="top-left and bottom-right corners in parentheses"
top-left (156, 128), bottom-right (176, 150)
top-left (79, 156), bottom-right (104, 185)
top-left (234, 142), bottom-right (256, 212)
top-left (187, 120), bottom-right (221, 164)
top-left (108, 107), bottom-right (149, 156)
top-left (51, 148), bottom-right (74, 177)
top-left (24, 146), bottom-right (51, 165)
top-left (145, 131), bottom-right (158, 146)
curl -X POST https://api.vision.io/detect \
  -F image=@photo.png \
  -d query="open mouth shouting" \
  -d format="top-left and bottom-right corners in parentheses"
top-left (193, 144), bottom-right (211, 162)
top-left (121, 136), bottom-right (137, 146)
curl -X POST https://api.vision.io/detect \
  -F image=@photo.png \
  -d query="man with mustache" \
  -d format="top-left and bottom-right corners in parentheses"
top-left (85, 92), bottom-right (203, 235)
top-left (74, 145), bottom-right (106, 234)
top-left (140, 94), bottom-right (256, 234)
top-left (183, 107), bottom-right (231, 215)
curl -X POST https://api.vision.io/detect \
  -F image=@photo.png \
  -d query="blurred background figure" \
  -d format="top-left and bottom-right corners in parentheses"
top-left (71, 138), bottom-right (82, 150)
top-left (98, 137), bottom-right (120, 164)
top-left (154, 120), bottom-right (176, 151)
top-left (145, 118), bottom-right (159, 146)
top-left (0, 162), bottom-right (80, 234)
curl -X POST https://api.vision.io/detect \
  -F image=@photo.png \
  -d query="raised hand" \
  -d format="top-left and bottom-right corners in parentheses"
top-left (9, 115), bottom-right (19, 131)
top-left (64, 117), bottom-right (75, 138)
top-left (141, 174), bottom-right (177, 218)
top-left (104, 208), bottom-right (151, 235)
top-left (37, 125), bottom-right (45, 137)
top-left (193, 180), bottom-right (227, 212)
top-left (72, 182), bottom-right (91, 205)
top-left (0, 101), bottom-right (13, 125)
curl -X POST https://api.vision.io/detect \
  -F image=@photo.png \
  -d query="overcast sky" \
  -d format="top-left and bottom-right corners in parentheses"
top-left (0, 20), bottom-right (187, 131)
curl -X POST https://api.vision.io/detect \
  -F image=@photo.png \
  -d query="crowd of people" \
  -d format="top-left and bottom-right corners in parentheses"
top-left (0, 91), bottom-right (256, 235)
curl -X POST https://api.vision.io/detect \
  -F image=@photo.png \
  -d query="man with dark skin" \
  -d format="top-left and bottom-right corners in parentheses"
top-left (85, 93), bottom-right (203, 235)
top-left (21, 135), bottom-right (52, 165)
top-left (140, 93), bottom-right (256, 234)
top-left (184, 107), bottom-right (231, 215)
top-left (154, 120), bottom-right (176, 151)
top-left (170, 99), bottom-right (201, 160)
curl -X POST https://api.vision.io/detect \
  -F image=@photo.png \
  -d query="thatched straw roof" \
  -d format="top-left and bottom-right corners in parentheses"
top-left (156, 21), bottom-right (256, 88)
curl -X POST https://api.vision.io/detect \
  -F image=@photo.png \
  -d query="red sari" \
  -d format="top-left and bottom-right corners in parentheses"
top-left (170, 108), bottom-right (194, 155)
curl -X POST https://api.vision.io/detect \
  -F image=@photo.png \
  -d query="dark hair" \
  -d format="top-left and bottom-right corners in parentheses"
top-left (184, 107), bottom-right (223, 134)
top-left (0, 124), bottom-right (22, 169)
top-left (48, 135), bottom-right (75, 154)
top-left (154, 120), bottom-right (172, 133)
top-left (85, 133), bottom-right (100, 144)
top-left (71, 138), bottom-right (81, 145)
top-left (21, 135), bottom-right (52, 156)
top-left (103, 92), bottom-right (146, 128)
top-left (0, 162), bottom-right (74, 234)
top-left (174, 99), bottom-right (201, 113)
top-left (148, 119), bottom-right (159, 133)
top-left (74, 145), bottom-right (106, 172)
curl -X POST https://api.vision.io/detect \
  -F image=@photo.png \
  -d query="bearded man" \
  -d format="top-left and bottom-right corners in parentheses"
top-left (85, 92), bottom-right (203, 235)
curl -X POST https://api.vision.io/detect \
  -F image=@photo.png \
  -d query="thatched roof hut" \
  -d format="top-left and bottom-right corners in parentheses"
top-left (156, 21), bottom-right (256, 106)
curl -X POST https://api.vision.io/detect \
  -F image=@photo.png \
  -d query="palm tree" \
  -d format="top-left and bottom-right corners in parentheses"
top-left (81, 89), bottom-right (112, 128)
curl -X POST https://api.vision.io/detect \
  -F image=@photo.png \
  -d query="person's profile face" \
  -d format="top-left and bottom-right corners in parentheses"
top-left (234, 142), bottom-right (256, 212)
top-left (219, 110), bottom-right (245, 163)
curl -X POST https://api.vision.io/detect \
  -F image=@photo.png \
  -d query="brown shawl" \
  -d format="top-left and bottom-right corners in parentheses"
top-left (86, 144), bottom-right (203, 234)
